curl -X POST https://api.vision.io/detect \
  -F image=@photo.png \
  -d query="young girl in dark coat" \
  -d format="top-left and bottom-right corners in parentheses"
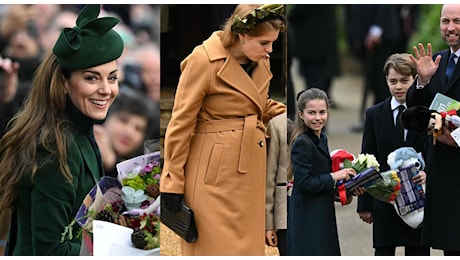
top-left (287, 88), bottom-right (362, 256)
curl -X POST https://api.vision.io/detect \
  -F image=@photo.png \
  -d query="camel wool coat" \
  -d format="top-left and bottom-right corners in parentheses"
top-left (161, 31), bottom-right (286, 255)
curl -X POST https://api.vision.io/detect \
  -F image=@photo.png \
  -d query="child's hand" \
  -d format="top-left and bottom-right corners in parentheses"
top-left (333, 168), bottom-right (356, 182)
top-left (412, 170), bottom-right (426, 185)
top-left (352, 186), bottom-right (367, 196)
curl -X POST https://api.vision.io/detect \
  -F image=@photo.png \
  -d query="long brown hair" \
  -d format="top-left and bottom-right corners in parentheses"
top-left (0, 52), bottom-right (73, 211)
top-left (221, 4), bottom-right (286, 47)
top-left (287, 88), bottom-right (330, 181)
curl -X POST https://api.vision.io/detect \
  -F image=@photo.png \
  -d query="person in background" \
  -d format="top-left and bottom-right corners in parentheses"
top-left (357, 53), bottom-right (430, 256)
top-left (288, 4), bottom-right (341, 108)
top-left (160, 4), bottom-right (286, 255)
top-left (94, 90), bottom-right (159, 178)
top-left (406, 4), bottom-right (460, 256)
top-left (345, 4), bottom-right (417, 132)
top-left (40, 8), bottom-right (78, 55)
top-left (287, 88), bottom-right (363, 256)
top-left (265, 111), bottom-right (289, 256)
top-left (122, 43), bottom-right (160, 102)
top-left (0, 4), bottom-right (123, 255)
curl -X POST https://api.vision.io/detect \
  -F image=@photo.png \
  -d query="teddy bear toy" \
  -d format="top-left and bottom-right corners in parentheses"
top-left (401, 105), bottom-right (460, 145)
top-left (387, 147), bottom-right (426, 229)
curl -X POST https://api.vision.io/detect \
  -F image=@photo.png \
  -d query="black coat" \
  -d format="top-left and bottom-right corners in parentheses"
top-left (406, 49), bottom-right (460, 251)
top-left (287, 130), bottom-right (340, 256)
top-left (288, 4), bottom-right (340, 80)
top-left (344, 4), bottom-right (409, 104)
top-left (357, 98), bottom-right (429, 248)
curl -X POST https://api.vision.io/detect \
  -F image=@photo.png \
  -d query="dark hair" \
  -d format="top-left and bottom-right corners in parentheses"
top-left (290, 88), bottom-right (329, 145)
top-left (287, 88), bottom-right (329, 182)
top-left (108, 90), bottom-right (159, 140)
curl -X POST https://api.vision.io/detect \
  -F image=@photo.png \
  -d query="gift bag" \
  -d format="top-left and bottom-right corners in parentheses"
top-left (392, 165), bottom-right (425, 229)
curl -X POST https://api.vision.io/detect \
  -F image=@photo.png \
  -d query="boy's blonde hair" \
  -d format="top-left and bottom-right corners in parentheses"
top-left (383, 53), bottom-right (417, 78)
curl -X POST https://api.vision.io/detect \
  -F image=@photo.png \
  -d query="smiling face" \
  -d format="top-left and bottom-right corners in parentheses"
top-left (298, 98), bottom-right (328, 137)
top-left (64, 60), bottom-right (119, 120)
top-left (440, 4), bottom-right (460, 51)
top-left (239, 28), bottom-right (280, 62)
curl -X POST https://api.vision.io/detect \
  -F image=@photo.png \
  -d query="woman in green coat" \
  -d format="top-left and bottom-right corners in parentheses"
top-left (0, 4), bottom-right (123, 255)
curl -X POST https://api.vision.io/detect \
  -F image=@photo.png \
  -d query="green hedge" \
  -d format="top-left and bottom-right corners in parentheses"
top-left (407, 4), bottom-right (448, 54)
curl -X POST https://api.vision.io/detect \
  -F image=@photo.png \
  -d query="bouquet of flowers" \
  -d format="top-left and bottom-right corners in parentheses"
top-left (62, 151), bottom-right (161, 256)
top-left (336, 153), bottom-right (401, 204)
top-left (365, 169), bottom-right (401, 203)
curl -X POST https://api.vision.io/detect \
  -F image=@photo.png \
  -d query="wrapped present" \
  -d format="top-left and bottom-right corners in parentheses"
top-left (336, 167), bottom-right (381, 205)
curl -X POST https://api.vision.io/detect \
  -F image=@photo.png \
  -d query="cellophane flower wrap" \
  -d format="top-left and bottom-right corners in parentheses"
top-left (63, 150), bottom-right (161, 256)
top-left (344, 153), bottom-right (380, 173)
top-left (335, 153), bottom-right (381, 205)
top-left (365, 169), bottom-right (401, 203)
top-left (341, 153), bottom-right (401, 203)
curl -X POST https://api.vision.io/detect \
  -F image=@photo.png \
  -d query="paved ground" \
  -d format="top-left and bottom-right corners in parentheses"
top-left (159, 57), bottom-right (443, 256)
top-left (290, 59), bottom-right (443, 256)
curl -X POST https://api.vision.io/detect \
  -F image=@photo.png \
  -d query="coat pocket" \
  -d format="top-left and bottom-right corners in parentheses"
top-left (203, 143), bottom-right (224, 186)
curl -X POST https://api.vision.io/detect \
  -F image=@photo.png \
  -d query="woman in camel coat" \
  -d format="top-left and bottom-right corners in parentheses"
top-left (160, 4), bottom-right (286, 256)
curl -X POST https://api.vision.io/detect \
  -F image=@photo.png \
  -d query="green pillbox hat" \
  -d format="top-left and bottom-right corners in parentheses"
top-left (53, 4), bottom-right (124, 70)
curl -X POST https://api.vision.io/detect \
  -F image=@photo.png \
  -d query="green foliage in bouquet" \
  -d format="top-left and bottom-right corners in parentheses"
top-left (343, 153), bottom-right (380, 173)
top-left (61, 150), bottom-right (162, 253)
top-left (366, 170), bottom-right (401, 203)
top-left (122, 160), bottom-right (161, 199)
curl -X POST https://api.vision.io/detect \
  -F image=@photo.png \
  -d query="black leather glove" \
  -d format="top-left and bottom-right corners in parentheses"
top-left (161, 192), bottom-right (184, 212)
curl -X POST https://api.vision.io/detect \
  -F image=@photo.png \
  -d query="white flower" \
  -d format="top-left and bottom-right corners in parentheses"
top-left (365, 154), bottom-right (380, 171)
top-left (349, 153), bottom-right (380, 173)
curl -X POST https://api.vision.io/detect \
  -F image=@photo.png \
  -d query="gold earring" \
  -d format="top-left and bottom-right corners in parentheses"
top-left (240, 39), bottom-right (244, 44)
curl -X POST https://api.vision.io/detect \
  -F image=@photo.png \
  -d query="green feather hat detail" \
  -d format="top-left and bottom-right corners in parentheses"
top-left (53, 4), bottom-right (124, 70)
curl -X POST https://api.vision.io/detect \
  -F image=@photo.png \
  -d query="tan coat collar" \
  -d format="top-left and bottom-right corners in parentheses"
top-left (203, 31), bottom-right (272, 115)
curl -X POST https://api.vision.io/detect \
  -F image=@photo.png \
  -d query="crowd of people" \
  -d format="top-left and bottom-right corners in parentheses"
top-left (1, 3), bottom-right (460, 257)
top-left (0, 4), bottom-right (160, 255)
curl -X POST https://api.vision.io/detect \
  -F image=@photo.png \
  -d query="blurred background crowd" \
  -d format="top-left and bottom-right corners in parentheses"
top-left (0, 3), bottom-right (448, 256)
top-left (0, 4), bottom-right (161, 254)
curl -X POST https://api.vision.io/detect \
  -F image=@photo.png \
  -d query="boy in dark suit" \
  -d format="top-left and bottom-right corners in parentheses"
top-left (357, 53), bottom-right (430, 256)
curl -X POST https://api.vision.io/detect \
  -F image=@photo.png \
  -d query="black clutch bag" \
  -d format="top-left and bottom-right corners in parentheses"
top-left (160, 199), bottom-right (198, 243)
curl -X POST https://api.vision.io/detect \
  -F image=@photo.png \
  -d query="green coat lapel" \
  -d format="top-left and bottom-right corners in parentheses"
top-left (73, 134), bottom-right (99, 184)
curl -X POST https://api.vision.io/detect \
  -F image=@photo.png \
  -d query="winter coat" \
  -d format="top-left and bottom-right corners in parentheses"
top-left (357, 98), bottom-right (429, 248)
top-left (265, 112), bottom-right (289, 232)
top-left (287, 130), bottom-right (340, 256)
top-left (161, 30), bottom-right (286, 255)
top-left (407, 49), bottom-right (460, 251)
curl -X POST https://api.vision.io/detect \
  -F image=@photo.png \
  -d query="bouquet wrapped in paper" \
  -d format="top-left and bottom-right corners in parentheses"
top-left (335, 153), bottom-right (401, 205)
top-left (335, 153), bottom-right (381, 205)
top-left (62, 151), bottom-right (161, 256)
top-left (365, 169), bottom-right (401, 203)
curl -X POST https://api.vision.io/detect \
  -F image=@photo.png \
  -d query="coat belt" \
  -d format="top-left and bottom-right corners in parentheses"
top-left (194, 115), bottom-right (264, 174)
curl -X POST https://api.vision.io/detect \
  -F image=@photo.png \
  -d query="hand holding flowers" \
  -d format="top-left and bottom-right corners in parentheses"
top-left (62, 151), bottom-right (161, 255)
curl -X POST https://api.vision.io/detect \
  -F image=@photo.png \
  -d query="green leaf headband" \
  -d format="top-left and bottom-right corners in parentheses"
top-left (231, 4), bottom-right (285, 36)
top-left (53, 4), bottom-right (124, 70)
